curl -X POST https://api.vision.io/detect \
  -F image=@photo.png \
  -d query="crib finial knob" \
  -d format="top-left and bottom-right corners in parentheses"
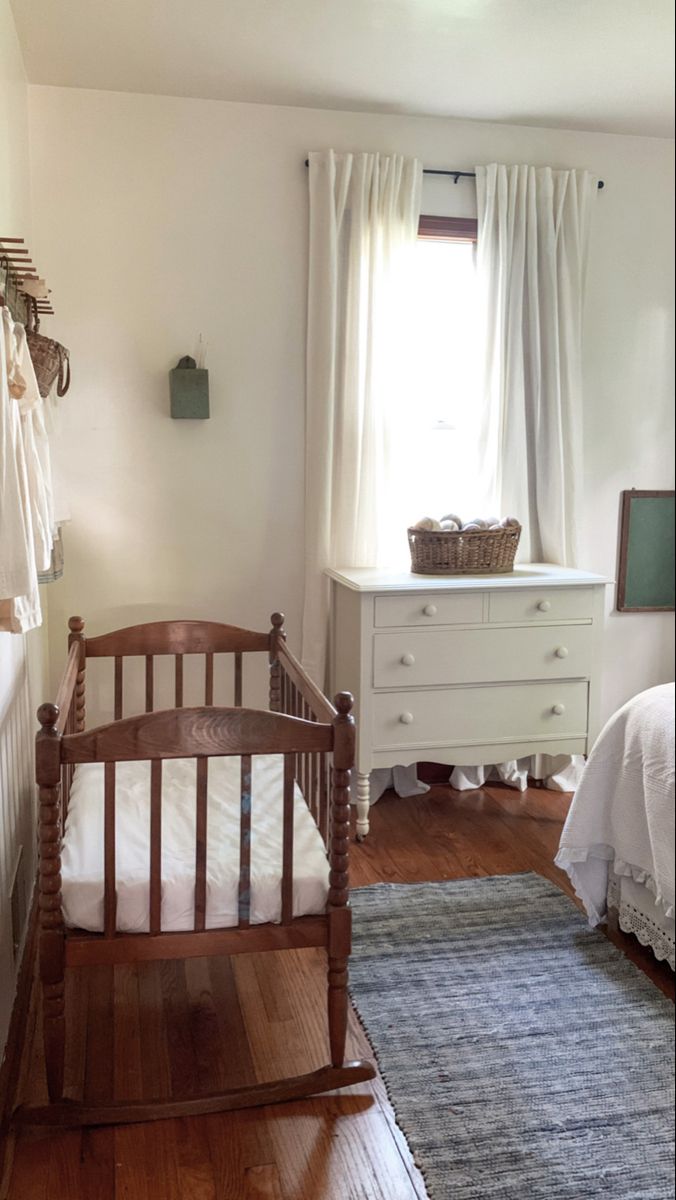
top-left (68, 615), bottom-right (85, 634)
top-left (37, 702), bottom-right (59, 731)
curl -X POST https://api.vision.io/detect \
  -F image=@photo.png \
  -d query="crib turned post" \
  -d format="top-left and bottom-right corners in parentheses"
top-left (36, 702), bottom-right (66, 1103)
top-left (268, 612), bottom-right (286, 713)
top-left (68, 615), bottom-right (86, 732)
top-left (327, 691), bottom-right (355, 1068)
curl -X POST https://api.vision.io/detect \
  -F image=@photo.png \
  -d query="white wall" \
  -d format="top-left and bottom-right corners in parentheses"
top-left (26, 86), bottom-right (674, 721)
top-left (0, 0), bottom-right (47, 1062)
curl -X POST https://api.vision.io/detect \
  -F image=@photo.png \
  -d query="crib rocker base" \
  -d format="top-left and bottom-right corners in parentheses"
top-left (13, 1059), bottom-right (376, 1128)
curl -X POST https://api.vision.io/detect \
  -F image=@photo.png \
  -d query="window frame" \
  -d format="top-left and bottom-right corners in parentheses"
top-left (417, 215), bottom-right (478, 243)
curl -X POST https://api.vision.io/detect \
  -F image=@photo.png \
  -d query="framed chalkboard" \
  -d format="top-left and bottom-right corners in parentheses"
top-left (616, 490), bottom-right (675, 612)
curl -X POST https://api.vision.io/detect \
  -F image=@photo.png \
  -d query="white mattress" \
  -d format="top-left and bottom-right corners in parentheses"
top-left (61, 755), bottom-right (330, 933)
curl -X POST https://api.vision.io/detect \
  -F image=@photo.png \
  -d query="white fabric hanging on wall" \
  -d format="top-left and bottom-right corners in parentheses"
top-left (301, 149), bottom-right (423, 686)
top-left (0, 305), bottom-right (42, 633)
top-left (448, 163), bottom-right (597, 794)
top-left (1, 306), bottom-right (35, 602)
top-left (14, 323), bottom-right (55, 573)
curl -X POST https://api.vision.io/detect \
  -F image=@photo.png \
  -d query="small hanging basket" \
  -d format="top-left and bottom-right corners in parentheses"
top-left (26, 299), bottom-right (71, 399)
top-left (408, 524), bottom-right (521, 575)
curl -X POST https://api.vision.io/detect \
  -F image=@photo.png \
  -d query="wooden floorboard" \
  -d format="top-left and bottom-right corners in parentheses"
top-left (3, 782), bottom-right (673, 1199)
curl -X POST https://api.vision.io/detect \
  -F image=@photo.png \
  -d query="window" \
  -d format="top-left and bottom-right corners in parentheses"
top-left (394, 215), bottom-right (490, 539)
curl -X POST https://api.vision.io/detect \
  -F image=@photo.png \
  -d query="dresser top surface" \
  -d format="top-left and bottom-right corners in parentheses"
top-left (326, 563), bottom-right (609, 592)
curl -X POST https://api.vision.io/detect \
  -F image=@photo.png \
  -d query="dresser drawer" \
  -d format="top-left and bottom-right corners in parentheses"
top-left (488, 587), bottom-right (594, 624)
top-left (372, 681), bottom-right (588, 749)
top-left (373, 624), bottom-right (593, 688)
top-left (374, 592), bottom-right (483, 628)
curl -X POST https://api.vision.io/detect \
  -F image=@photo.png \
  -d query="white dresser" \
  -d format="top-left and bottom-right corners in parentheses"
top-left (327, 564), bottom-right (608, 839)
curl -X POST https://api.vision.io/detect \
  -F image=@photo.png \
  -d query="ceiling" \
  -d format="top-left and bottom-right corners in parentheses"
top-left (10, 0), bottom-right (675, 138)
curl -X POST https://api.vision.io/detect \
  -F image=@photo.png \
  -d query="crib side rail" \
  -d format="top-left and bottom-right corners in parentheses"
top-left (276, 640), bottom-right (335, 723)
top-left (275, 640), bottom-right (338, 843)
top-left (54, 642), bottom-right (80, 735)
top-left (47, 641), bottom-right (82, 826)
top-left (43, 699), bottom-right (353, 943)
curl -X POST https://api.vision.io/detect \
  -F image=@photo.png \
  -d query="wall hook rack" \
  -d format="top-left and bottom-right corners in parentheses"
top-left (0, 236), bottom-right (55, 322)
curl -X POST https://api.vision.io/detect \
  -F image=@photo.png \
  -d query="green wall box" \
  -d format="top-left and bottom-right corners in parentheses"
top-left (170, 356), bottom-right (210, 419)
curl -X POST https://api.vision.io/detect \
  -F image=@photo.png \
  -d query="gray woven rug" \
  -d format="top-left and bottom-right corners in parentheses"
top-left (349, 874), bottom-right (675, 1200)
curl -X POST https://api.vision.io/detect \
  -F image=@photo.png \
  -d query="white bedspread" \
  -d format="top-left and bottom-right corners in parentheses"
top-left (61, 755), bottom-right (329, 932)
top-left (555, 684), bottom-right (675, 926)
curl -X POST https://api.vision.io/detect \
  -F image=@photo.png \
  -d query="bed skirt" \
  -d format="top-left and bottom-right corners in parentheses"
top-left (608, 871), bottom-right (675, 971)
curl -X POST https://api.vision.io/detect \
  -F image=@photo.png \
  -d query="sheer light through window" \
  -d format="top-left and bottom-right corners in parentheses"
top-left (398, 229), bottom-right (489, 534)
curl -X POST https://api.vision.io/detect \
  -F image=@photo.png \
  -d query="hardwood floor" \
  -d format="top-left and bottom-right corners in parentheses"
top-left (3, 782), bottom-right (673, 1199)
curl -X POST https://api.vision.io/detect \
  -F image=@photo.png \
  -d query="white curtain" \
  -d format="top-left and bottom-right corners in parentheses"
top-left (475, 163), bottom-right (595, 565)
top-left (450, 163), bottom-right (597, 793)
top-left (301, 150), bottom-right (423, 685)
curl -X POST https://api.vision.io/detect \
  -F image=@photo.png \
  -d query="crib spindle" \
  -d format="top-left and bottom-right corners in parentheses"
top-left (310, 751), bottom-right (319, 823)
top-left (64, 699), bottom-right (74, 817)
top-left (281, 754), bottom-right (295, 924)
top-left (290, 684), bottom-right (300, 787)
top-left (104, 762), bottom-right (117, 936)
top-left (145, 656), bottom-right (154, 713)
top-left (68, 615), bottom-right (86, 733)
top-left (114, 657), bottom-right (123, 721)
top-left (238, 754), bottom-right (252, 927)
top-left (234, 652), bottom-right (243, 707)
top-left (194, 758), bottom-right (208, 931)
top-left (149, 760), bottom-right (162, 934)
top-left (204, 653), bottom-right (214, 705)
top-left (268, 612), bottom-right (285, 712)
top-left (302, 702), bottom-right (311, 804)
top-left (319, 752), bottom-right (329, 845)
top-left (175, 655), bottom-right (184, 707)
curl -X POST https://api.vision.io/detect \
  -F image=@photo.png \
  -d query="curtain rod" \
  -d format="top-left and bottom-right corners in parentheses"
top-left (304, 161), bottom-right (605, 190)
top-left (423, 168), bottom-right (605, 190)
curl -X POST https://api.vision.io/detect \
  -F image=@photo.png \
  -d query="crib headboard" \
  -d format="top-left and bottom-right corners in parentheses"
top-left (66, 613), bottom-right (286, 726)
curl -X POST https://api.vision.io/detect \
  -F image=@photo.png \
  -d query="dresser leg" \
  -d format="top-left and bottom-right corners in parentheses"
top-left (356, 772), bottom-right (370, 841)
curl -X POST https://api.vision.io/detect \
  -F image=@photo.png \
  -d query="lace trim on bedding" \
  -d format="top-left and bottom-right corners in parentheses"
top-left (555, 845), bottom-right (674, 919)
top-left (607, 884), bottom-right (675, 971)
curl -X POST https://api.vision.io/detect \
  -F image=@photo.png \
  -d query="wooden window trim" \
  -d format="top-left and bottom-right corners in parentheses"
top-left (418, 215), bottom-right (477, 242)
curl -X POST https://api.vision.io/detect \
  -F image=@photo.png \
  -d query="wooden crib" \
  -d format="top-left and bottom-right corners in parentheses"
top-left (16, 613), bottom-right (374, 1127)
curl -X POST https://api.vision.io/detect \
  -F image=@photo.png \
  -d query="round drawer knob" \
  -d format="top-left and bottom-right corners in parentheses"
top-left (423, 604), bottom-right (438, 617)
top-left (401, 653), bottom-right (416, 667)
top-left (555, 646), bottom-right (569, 659)
top-left (399, 711), bottom-right (414, 725)
top-left (537, 600), bottom-right (551, 612)
top-left (552, 703), bottom-right (566, 716)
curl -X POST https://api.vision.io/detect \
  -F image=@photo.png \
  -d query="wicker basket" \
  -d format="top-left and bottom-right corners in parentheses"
top-left (26, 299), bottom-right (71, 399)
top-left (408, 523), bottom-right (521, 575)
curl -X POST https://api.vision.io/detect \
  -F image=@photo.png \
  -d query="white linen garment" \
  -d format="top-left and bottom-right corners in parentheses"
top-left (301, 149), bottom-right (423, 686)
top-left (448, 163), bottom-right (597, 794)
top-left (1, 305), bottom-right (34, 599)
top-left (0, 305), bottom-right (42, 632)
top-left (14, 322), bottom-right (55, 572)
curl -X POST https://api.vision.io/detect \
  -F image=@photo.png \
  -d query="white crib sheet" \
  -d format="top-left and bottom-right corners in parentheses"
top-left (61, 755), bottom-right (329, 932)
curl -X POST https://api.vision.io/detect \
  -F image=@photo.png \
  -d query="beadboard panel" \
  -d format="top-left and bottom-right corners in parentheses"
top-left (0, 630), bottom-right (43, 1055)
